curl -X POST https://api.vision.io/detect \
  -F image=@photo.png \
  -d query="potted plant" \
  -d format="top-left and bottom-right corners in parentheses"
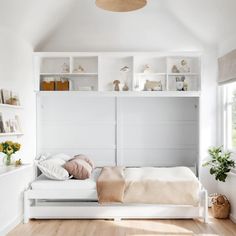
top-left (0, 141), bottom-right (21, 165)
top-left (203, 146), bottom-right (235, 182)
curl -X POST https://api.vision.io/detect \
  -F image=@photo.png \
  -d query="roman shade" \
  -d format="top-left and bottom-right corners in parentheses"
top-left (218, 49), bottom-right (236, 85)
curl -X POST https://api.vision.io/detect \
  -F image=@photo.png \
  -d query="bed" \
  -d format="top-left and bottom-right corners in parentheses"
top-left (24, 166), bottom-right (208, 223)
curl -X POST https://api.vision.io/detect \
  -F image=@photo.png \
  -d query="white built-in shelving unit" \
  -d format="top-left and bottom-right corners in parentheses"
top-left (34, 52), bottom-right (201, 97)
top-left (35, 52), bottom-right (201, 171)
top-left (0, 103), bottom-right (23, 137)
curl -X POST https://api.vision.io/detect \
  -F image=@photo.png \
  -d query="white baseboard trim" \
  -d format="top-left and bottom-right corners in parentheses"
top-left (230, 213), bottom-right (236, 223)
top-left (0, 215), bottom-right (23, 236)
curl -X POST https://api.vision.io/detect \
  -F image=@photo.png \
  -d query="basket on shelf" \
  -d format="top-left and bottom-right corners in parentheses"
top-left (212, 195), bottom-right (230, 219)
top-left (41, 81), bottom-right (55, 91)
top-left (55, 80), bottom-right (69, 91)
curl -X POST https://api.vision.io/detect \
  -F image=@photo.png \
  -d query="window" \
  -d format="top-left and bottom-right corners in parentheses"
top-left (224, 82), bottom-right (236, 150)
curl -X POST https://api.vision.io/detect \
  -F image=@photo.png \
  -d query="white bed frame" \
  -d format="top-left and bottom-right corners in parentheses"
top-left (24, 187), bottom-right (208, 223)
top-left (26, 51), bottom-right (208, 223)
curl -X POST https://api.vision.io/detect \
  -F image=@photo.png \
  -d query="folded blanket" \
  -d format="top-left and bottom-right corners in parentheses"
top-left (96, 166), bottom-right (125, 204)
top-left (123, 167), bottom-right (200, 206)
top-left (97, 166), bottom-right (200, 206)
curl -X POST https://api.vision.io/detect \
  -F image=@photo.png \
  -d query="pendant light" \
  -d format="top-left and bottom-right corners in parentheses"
top-left (96, 0), bottom-right (147, 12)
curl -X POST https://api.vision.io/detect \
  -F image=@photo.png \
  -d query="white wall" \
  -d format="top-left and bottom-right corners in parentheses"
top-left (0, 28), bottom-right (35, 235)
top-left (0, 28), bottom-right (36, 163)
top-left (199, 48), bottom-right (218, 193)
top-left (218, 34), bottom-right (236, 57)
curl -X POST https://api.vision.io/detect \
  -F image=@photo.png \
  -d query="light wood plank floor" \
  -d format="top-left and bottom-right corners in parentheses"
top-left (7, 213), bottom-right (236, 236)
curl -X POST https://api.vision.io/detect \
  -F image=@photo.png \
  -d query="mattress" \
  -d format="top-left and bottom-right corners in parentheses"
top-left (31, 166), bottom-right (200, 205)
top-left (31, 168), bottom-right (101, 191)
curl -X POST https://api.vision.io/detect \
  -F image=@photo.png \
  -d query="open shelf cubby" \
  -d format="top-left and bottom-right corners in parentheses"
top-left (34, 53), bottom-right (201, 95)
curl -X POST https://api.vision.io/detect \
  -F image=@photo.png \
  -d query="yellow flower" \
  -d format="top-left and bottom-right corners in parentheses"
top-left (6, 146), bottom-right (13, 155)
top-left (0, 144), bottom-right (3, 152)
top-left (6, 141), bottom-right (13, 146)
top-left (13, 143), bottom-right (21, 151)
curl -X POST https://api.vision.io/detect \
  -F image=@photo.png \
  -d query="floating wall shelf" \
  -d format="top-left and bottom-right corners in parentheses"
top-left (0, 133), bottom-right (24, 137)
top-left (0, 104), bottom-right (23, 109)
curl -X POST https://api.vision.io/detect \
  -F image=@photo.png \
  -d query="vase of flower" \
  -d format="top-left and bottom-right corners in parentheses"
top-left (5, 154), bottom-right (12, 166)
top-left (0, 141), bottom-right (21, 166)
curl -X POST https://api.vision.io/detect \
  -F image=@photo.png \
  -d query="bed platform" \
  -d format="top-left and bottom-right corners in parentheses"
top-left (28, 83), bottom-right (207, 223)
top-left (24, 168), bottom-right (208, 223)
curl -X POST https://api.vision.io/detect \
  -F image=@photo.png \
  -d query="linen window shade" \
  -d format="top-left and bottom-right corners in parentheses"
top-left (218, 49), bottom-right (236, 85)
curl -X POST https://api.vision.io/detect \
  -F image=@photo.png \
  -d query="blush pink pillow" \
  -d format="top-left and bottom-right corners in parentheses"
top-left (74, 154), bottom-right (94, 169)
top-left (64, 158), bottom-right (92, 180)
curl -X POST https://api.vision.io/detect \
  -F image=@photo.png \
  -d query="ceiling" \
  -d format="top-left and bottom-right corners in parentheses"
top-left (0, 0), bottom-right (235, 51)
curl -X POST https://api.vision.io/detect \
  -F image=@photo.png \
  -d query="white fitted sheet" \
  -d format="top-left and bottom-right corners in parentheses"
top-left (31, 168), bottom-right (101, 191)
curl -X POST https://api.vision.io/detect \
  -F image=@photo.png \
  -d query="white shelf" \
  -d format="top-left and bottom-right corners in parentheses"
top-left (37, 91), bottom-right (201, 98)
top-left (168, 73), bottom-right (199, 76)
top-left (0, 104), bottom-right (23, 109)
top-left (40, 73), bottom-right (98, 77)
top-left (0, 132), bottom-right (24, 137)
top-left (0, 164), bottom-right (32, 177)
top-left (135, 73), bottom-right (166, 76)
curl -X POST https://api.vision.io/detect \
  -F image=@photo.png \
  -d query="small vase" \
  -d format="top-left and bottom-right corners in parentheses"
top-left (5, 154), bottom-right (12, 166)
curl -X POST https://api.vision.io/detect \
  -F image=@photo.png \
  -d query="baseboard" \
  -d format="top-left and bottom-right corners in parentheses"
top-left (230, 213), bottom-right (236, 223)
top-left (0, 215), bottom-right (23, 236)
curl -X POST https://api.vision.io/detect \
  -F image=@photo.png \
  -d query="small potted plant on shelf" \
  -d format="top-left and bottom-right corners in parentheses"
top-left (0, 141), bottom-right (21, 166)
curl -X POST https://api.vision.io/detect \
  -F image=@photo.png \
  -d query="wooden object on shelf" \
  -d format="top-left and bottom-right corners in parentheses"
top-left (41, 81), bottom-right (55, 91)
top-left (55, 81), bottom-right (69, 91)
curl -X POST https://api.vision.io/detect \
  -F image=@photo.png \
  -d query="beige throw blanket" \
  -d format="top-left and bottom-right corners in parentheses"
top-left (97, 166), bottom-right (200, 206)
top-left (96, 166), bottom-right (125, 203)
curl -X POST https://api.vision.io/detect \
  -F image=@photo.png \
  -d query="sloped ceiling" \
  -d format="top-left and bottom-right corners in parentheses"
top-left (0, 0), bottom-right (76, 47)
top-left (0, 0), bottom-right (236, 51)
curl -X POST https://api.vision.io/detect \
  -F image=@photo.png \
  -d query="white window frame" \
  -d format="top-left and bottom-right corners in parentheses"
top-left (221, 82), bottom-right (236, 152)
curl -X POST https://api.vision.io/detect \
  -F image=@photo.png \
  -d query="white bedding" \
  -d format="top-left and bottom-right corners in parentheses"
top-left (31, 166), bottom-right (200, 206)
top-left (31, 168), bottom-right (101, 191)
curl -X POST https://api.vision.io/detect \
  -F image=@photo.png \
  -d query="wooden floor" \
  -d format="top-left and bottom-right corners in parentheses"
top-left (7, 213), bottom-right (236, 236)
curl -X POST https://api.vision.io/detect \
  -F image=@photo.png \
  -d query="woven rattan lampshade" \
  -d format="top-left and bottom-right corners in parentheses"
top-left (96, 0), bottom-right (147, 12)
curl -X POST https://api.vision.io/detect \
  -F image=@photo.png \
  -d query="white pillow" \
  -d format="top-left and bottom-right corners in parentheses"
top-left (37, 153), bottom-right (73, 162)
top-left (49, 153), bottom-right (73, 162)
top-left (37, 158), bottom-right (70, 180)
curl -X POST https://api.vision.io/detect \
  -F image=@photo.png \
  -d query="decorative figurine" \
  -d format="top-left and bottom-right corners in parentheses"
top-left (172, 65), bottom-right (180, 73)
top-left (120, 66), bottom-right (130, 91)
top-left (122, 83), bottom-right (129, 91)
top-left (143, 64), bottom-right (152, 74)
top-left (120, 66), bottom-right (130, 72)
top-left (113, 80), bottom-right (120, 91)
top-left (179, 60), bottom-right (190, 73)
top-left (176, 76), bottom-right (185, 91)
top-left (15, 159), bottom-right (22, 166)
top-left (73, 65), bottom-right (85, 73)
top-left (61, 63), bottom-right (69, 73)
top-left (183, 81), bottom-right (188, 91)
top-left (144, 80), bottom-right (162, 91)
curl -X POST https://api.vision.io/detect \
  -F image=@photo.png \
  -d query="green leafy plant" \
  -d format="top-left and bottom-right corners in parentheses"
top-left (203, 146), bottom-right (235, 182)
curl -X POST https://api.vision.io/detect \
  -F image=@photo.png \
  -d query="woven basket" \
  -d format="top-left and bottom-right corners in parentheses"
top-left (212, 195), bottom-right (230, 219)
